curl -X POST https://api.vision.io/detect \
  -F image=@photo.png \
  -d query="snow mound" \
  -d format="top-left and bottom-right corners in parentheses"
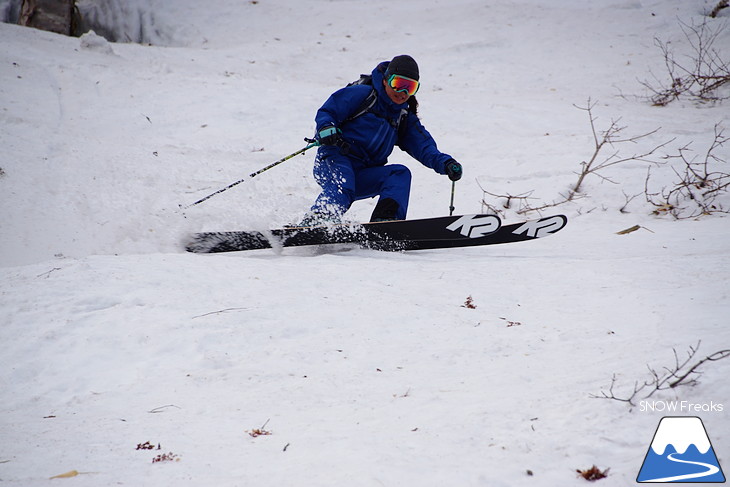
top-left (79, 30), bottom-right (115, 54)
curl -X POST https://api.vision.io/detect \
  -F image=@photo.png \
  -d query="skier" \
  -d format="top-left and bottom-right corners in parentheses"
top-left (303, 54), bottom-right (463, 224)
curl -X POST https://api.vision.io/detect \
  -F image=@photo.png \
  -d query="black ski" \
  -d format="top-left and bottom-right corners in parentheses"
top-left (184, 214), bottom-right (567, 254)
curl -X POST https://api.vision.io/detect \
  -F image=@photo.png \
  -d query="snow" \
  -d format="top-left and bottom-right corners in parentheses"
top-left (1, 0), bottom-right (729, 485)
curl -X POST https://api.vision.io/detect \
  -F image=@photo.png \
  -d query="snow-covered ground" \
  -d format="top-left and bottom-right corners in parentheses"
top-left (1, 1), bottom-right (728, 485)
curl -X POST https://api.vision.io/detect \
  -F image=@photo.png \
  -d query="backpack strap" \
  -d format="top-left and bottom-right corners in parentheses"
top-left (343, 71), bottom-right (414, 134)
top-left (345, 88), bottom-right (377, 122)
top-left (396, 108), bottom-right (409, 136)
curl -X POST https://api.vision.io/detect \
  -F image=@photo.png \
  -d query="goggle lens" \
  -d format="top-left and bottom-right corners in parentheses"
top-left (388, 75), bottom-right (420, 97)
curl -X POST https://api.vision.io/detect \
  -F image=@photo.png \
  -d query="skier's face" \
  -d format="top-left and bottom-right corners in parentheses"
top-left (383, 79), bottom-right (411, 105)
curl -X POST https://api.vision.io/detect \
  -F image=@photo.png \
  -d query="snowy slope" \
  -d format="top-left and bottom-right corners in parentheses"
top-left (1, 1), bottom-right (729, 486)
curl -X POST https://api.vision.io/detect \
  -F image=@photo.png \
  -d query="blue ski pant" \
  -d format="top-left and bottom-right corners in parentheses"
top-left (311, 149), bottom-right (411, 219)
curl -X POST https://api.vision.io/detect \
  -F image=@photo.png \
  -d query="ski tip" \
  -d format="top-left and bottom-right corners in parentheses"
top-left (182, 232), bottom-right (206, 253)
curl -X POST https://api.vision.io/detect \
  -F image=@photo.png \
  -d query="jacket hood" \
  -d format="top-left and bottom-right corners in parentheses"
top-left (371, 61), bottom-right (408, 111)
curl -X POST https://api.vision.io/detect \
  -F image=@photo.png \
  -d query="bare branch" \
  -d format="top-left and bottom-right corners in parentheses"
top-left (619, 191), bottom-right (641, 213)
top-left (477, 179), bottom-right (536, 217)
top-left (642, 19), bottom-right (730, 105)
top-left (710, 0), bottom-right (729, 19)
top-left (568, 100), bottom-right (667, 199)
top-left (480, 100), bottom-right (669, 218)
top-left (670, 349), bottom-right (730, 388)
top-left (646, 123), bottom-right (729, 218)
top-left (592, 342), bottom-right (730, 406)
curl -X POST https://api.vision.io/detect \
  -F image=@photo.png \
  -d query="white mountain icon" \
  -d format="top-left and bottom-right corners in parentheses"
top-left (650, 417), bottom-right (711, 455)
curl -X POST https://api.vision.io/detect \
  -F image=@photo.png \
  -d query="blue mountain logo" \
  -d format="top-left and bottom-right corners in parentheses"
top-left (637, 416), bottom-right (726, 483)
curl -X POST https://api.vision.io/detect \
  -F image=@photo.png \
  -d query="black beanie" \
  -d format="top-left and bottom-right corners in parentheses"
top-left (385, 55), bottom-right (419, 81)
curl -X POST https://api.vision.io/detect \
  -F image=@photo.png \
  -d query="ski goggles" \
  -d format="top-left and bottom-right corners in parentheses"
top-left (387, 74), bottom-right (420, 97)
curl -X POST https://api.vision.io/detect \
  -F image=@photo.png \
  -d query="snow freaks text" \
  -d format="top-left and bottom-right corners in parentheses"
top-left (639, 401), bottom-right (724, 413)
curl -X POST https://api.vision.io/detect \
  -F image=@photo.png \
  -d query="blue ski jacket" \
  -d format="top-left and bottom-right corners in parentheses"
top-left (314, 61), bottom-right (453, 174)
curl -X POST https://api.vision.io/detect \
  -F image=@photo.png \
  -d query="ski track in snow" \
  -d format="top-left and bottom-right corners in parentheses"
top-left (643, 453), bottom-right (721, 483)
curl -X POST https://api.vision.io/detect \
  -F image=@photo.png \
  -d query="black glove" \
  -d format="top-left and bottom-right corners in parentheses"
top-left (316, 125), bottom-right (342, 146)
top-left (445, 159), bottom-right (463, 181)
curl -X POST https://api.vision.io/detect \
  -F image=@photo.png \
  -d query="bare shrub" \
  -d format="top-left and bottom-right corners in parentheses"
top-left (567, 100), bottom-right (668, 200)
top-left (641, 19), bottom-right (730, 106)
top-left (479, 100), bottom-right (669, 217)
top-left (645, 123), bottom-right (729, 218)
top-left (592, 342), bottom-right (730, 406)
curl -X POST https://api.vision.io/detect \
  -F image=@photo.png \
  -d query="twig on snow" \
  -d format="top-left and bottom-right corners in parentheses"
top-left (192, 307), bottom-right (250, 319)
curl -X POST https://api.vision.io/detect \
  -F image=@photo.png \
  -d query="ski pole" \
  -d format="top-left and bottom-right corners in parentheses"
top-left (449, 180), bottom-right (456, 216)
top-left (181, 141), bottom-right (318, 209)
